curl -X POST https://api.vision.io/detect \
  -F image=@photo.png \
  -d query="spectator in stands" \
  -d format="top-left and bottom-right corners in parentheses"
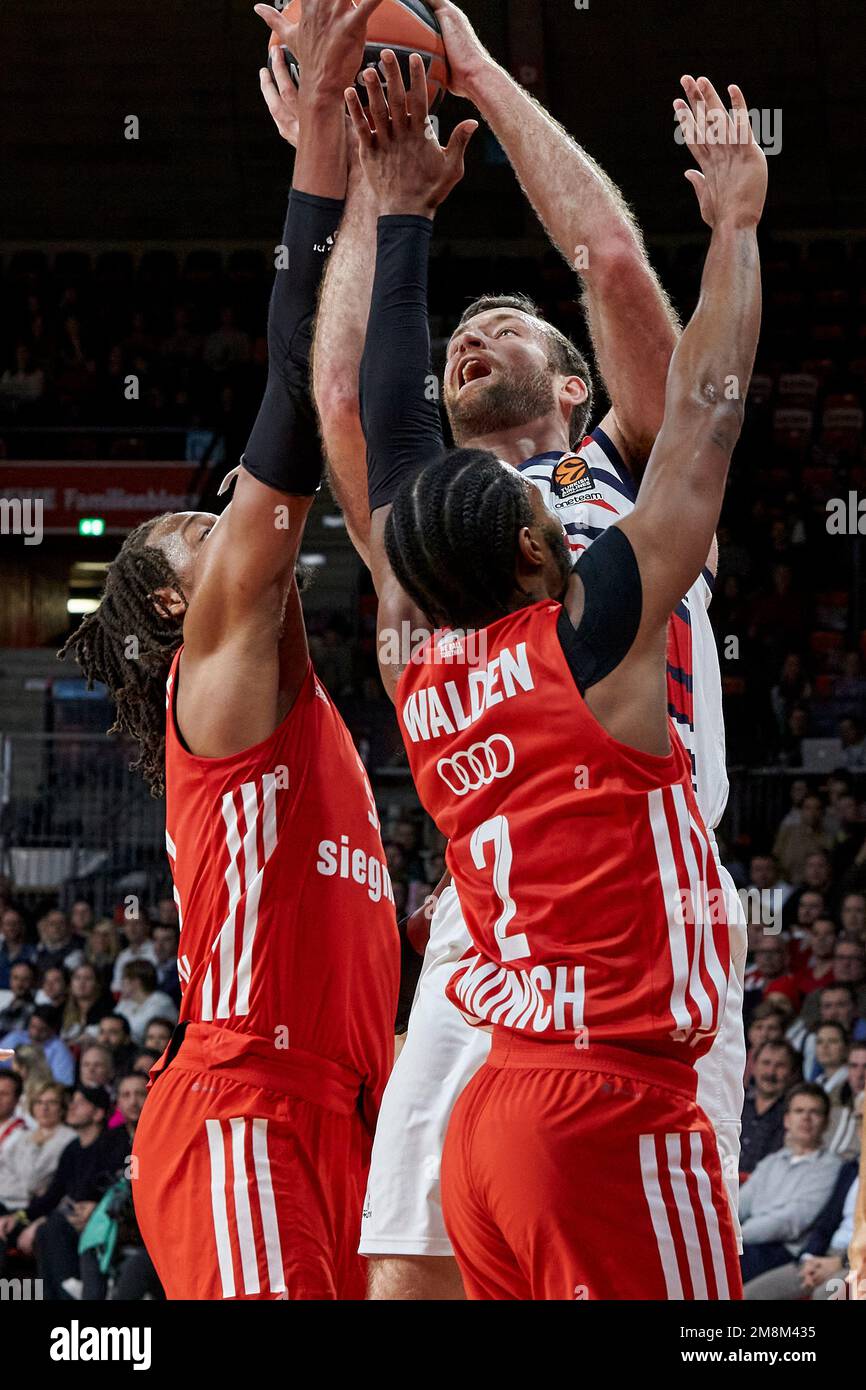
top-left (743, 1003), bottom-right (788, 1089)
top-left (743, 939), bottom-right (800, 1025)
top-left (776, 706), bottom-right (811, 768)
top-left (132, 1047), bottom-right (161, 1077)
top-left (110, 913), bottom-right (157, 995)
top-left (0, 1006), bottom-right (74, 1086)
top-left (60, 963), bottom-right (112, 1045)
top-left (839, 716), bottom-right (866, 770)
top-left (791, 983), bottom-right (864, 1075)
top-left (77, 1042), bottom-right (116, 1093)
top-left (770, 653), bottom-right (812, 737)
top-left (0, 908), bottom-right (37, 988)
top-left (800, 945), bottom-right (866, 1032)
top-left (739, 1084), bottom-right (841, 1282)
top-left (96, 1014), bottom-right (136, 1074)
top-left (35, 964), bottom-right (70, 1012)
top-left (115, 960), bottom-right (177, 1045)
top-left (740, 1040), bottom-right (800, 1176)
top-left (0, 961), bottom-right (36, 1035)
top-left (829, 794), bottom-right (865, 878)
top-left (0, 1082), bottom-right (75, 1218)
top-left (85, 918), bottom-right (121, 990)
top-left (744, 1161), bottom-right (859, 1299)
top-left (153, 896), bottom-right (180, 929)
top-left (812, 1022), bottom-right (850, 1099)
top-left (825, 1040), bottom-right (865, 1160)
top-left (0, 343), bottom-right (46, 411)
top-left (142, 1018), bottom-right (174, 1056)
top-left (0, 1073), bottom-right (26, 1156)
top-left (69, 900), bottom-right (95, 936)
top-left (35, 910), bottom-right (85, 975)
top-left (783, 850), bottom-right (833, 929)
top-left (746, 852), bottom-right (792, 920)
top-left (11, 1044), bottom-right (54, 1116)
top-left (3, 1083), bottom-right (129, 1299)
top-left (773, 794), bottom-right (831, 884)
top-left (777, 778), bottom-right (809, 830)
top-left (783, 885), bottom-right (826, 935)
top-left (151, 924), bottom-right (181, 1007)
top-left (791, 915), bottom-right (837, 996)
top-left (840, 891), bottom-right (866, 944)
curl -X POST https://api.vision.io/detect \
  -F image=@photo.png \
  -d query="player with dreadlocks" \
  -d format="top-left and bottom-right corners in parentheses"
top-left (348, 57), bottom-right (765, 1298)
top-left (61, 0), bottom-right (399, 1301)
top-left (59, 518), bottom-right (189, 795)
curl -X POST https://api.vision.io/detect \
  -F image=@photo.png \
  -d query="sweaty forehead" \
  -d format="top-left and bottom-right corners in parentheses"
top-left (449, 308), bottom-right (545, 347)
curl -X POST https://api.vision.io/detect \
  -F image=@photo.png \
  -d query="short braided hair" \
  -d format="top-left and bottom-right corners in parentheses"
top-left (384, 448), bottom-right (534, 630)
top-left (57, 516), bottom-right (184, 797)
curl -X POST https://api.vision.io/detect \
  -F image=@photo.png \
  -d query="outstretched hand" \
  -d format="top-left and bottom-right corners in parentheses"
top-left (345, 50), bottom-right (477, 217)
top-left (674, 77), bottom-right (767, 230)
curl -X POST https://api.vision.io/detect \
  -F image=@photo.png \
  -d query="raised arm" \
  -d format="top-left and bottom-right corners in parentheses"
top-left (427, 0), bottom-right (680, 466)
top-left (572, 80), bottom-right (765, 754)
top-left (177, 0), bottom-right (383, 756)
top-left (347, 52), bottom-right (476, 699)
top-left (616, 80), bottom-right (765, 630)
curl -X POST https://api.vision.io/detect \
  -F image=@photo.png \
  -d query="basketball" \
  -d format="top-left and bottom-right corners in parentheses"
top-left (268, 0), bottom-right (449, 112)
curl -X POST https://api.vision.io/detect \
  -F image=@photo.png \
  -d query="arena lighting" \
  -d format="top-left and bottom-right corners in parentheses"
top-left (321, 514), bottom-right (347, 529)
top-left (78, 517), bottom-right (106, 536)
top-left (67, 597), bottom-right (100, 615)
top-left (299, 553), bottom-right (327, 566)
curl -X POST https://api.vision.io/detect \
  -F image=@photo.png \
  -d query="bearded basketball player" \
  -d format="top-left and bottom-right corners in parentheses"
top-left (351, 55), bottom-right (764, 1299)
top-left (258, 2), bottom-right (747, 1298)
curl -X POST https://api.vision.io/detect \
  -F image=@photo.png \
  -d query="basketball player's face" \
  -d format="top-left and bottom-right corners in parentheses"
top-left (146, 510), bottom-right (219, 614)
top-left (444, 310), bottom-right (559, 442)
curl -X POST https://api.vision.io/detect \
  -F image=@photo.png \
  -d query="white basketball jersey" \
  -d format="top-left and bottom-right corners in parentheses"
top-left (518, 428), bottom-right (730, 829)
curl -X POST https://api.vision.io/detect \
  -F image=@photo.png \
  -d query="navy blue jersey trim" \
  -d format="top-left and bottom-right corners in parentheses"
top-left (702, 565), bottom-right (716, 594)
top-left (667, 664), bottom-right (694, 692)
top-left (668, 705), bottom-right (695, 728)
top-left (591, 427), bottom-right (635, 500)
top-left (673, 599), bottom-right (692, 628)
top-left (517, 451), bottom-right (564, 473)
top-left (564, 521), bottom-right (607, 541)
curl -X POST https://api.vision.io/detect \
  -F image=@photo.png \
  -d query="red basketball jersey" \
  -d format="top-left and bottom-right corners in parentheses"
top-left (397, 602), bottom-right (730, 1071)
top-left (164, 649), bottom-right (400, 1122)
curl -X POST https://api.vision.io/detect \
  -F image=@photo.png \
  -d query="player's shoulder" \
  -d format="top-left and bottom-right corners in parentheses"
top-left (517, 428), bottom-right (636, 510)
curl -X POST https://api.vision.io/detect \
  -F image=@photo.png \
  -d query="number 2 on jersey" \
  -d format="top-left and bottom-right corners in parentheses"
top-left (470, 815), bottom-right (530, 962)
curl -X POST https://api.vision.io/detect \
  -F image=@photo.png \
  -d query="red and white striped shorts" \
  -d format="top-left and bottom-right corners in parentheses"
top-left (132, 1025), bottom-right (368, 1300)
top-left (441, 1032), bottom-right (742, 1301)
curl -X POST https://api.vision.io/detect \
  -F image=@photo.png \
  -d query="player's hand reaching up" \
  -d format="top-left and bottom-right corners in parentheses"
top-left (346, 50), bottom-right (477, 218)
top-left (674, 77), bottom-right (768, 230)
top-left (259, 43), bottom-right (300, 146)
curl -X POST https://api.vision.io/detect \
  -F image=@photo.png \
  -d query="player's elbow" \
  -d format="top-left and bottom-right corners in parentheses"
top-left (667, 383), bottom-right (745, 458)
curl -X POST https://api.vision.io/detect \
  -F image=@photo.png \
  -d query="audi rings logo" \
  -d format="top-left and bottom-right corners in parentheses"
top-left (436, 736), bottom-right (516, 797)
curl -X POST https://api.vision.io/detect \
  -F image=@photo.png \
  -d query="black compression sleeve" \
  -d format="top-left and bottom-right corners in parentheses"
top-left (557, 525), bottom-right (643, 693)
top-left (241, 190), bottom-right (344, 496)
top-left (361, 215), bottom-right (445, 514)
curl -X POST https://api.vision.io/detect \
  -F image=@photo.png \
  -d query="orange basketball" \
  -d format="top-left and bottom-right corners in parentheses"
top-left (268, 0), bottom-right (449, 112)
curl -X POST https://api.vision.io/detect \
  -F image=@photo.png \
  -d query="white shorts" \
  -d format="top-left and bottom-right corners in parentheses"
top-left (360, 860), bottom-right (747, 1259)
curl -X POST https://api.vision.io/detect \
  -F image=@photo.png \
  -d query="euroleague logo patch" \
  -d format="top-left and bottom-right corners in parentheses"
top-left (552, 453), bottom-right (603, 506)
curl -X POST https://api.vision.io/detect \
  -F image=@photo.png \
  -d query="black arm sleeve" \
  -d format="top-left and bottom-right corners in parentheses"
top-left (241, 190), bottom-right (344, 496)
top-left (360, 215), bottom-right (445, 513)
top-left (557, 525), bottom-right (643, 694)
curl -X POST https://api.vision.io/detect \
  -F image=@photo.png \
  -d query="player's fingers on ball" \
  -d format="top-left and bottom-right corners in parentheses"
top-left (270, 43), bottom-right (293, 97)
top-left (407, 52), bottom-right (430, 122)
top-left (356, 0), bottom-right (388, 24)
top-left (345, 87), bottom-right (375, 146)
top-left (380, 50), bottom-right (409, 125)
top-left (253, 3), bottom-right (284, 35)
top-left (363, 65), bottom-right (392, 135)
top-left (260, 68), bottom-right (282, 117)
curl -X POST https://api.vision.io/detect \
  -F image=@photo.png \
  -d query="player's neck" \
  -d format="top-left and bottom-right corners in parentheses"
top-left (462, 415), bottom-right (571, 468)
